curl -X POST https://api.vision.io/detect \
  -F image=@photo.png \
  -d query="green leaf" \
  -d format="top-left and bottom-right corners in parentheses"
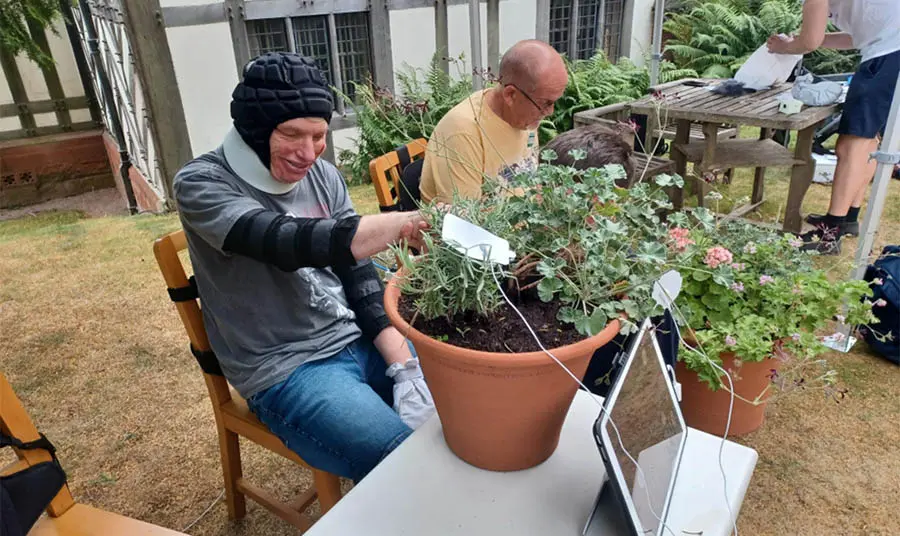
top-left (691, 207), bottom-right (716, 230)
top-left (654, 174), bottom-right (676, 187)
top-left (667, 212), bottom-right (690, 228)
top-left (712, 271), bottom-right (733, 287)
top-left (537, 260), bottom-right (556, 278)
top-left (575, 313), bottom-right (592, 336)
top-left (693, 270), bottom-right (711, 282)
top-left (622, 299), bottom-right (640, 318)
top-left (587, 308), bottom-right (609, 336)
top-left (558, 306), bottom-right (578, 323)
top-left (537, 277), bottom-right (563, 302)
top-left (636, 242), bottom-right (668, 264)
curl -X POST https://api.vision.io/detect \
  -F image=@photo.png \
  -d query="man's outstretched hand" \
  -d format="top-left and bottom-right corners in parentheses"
top-left (351, 211), bottom-right (430, 261)
top-left (397, 212), bottom-right (429, 252)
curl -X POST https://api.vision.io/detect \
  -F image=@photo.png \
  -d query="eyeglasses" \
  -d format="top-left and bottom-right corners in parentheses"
top-left (505, 83), bottom-right (555, 114)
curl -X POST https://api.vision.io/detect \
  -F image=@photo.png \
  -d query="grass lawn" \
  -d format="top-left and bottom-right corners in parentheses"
top-left (1, 171), bottom-right (899, 535)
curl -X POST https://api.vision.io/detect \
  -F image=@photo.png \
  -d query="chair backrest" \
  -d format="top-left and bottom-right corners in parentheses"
top-left (0, 372), bottom-right (75, 517)
top-left (397, 158), bottom-right (425, 211)
top-left (152, 231), bottom-right (234, 410)
top-left (369, 138), bottom-right (427, 212)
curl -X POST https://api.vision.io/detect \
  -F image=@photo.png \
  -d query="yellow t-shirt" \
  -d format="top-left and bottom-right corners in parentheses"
top-left (419, 89), bottom-right (539, 204)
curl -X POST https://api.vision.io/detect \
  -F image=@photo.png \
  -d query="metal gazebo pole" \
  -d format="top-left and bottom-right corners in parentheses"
top-left (649, 0), bottom-right (666, 87)
top-left (832, 72), bottom-right (900, 352)
top-left (851, 72), bottom-right (900, 281)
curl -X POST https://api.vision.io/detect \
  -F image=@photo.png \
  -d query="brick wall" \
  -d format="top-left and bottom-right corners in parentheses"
top-left (100, 131), bottom-right (165, 213)
top-left (0, 130), bottom-right (116, 209)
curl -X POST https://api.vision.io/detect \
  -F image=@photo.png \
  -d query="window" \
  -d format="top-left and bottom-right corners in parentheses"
top-left (333, 12), bottom-right (371, 100)
top-left (292, 16), bottom-right (334, 85)
top-left (548, 0), bottom-right (625, 61)
top-left (247, 19), bottom-right (289, 58)
top-left (246, 13), bottom-right (374, 109)
top-left (548, 0), bottom-right (571, 58)
top-left (600, 0), bottom-right (625, 60)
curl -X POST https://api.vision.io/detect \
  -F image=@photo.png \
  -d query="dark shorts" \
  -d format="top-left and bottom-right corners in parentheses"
top-left (839, 49), bottom-right (900, 139)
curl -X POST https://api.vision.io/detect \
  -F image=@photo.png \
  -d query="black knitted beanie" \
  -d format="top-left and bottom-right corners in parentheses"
top-left (231, 53), bottom-right (334, 167)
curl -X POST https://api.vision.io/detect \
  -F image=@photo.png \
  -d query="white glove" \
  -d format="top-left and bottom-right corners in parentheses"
top-left (386, 358), bottom-right (436, 430)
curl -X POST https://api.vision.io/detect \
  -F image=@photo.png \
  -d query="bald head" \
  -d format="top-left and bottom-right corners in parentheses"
top-left (498, 40), bottom-right (567, 92)
top-left (490, 40), bottom-right (567, 130)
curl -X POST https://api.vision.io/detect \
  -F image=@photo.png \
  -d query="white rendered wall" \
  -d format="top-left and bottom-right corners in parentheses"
top-left (621, 0), bottom-right (655, 66)
top-left (166, 22), bottom-right (240, 155)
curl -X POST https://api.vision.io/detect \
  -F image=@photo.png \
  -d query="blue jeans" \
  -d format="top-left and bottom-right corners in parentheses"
top-left (247, 338), bottom-right (412, 482)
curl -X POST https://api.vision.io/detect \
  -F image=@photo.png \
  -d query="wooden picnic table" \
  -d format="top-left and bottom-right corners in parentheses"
top-left (628, 79), bottom-right (840, 233)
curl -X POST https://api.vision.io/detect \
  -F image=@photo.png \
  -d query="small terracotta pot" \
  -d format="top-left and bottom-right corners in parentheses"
top-left (384, 275), bottom-right (620, 471)
top-left (676, 353), bottom-right (782, 437)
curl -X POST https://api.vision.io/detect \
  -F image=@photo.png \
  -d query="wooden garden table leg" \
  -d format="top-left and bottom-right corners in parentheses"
top-left (646, 108), bottom-right (660, 156)
top-left (752, 128), bottom-right (772, 205)
top-left (784, 125), bottom-right (816, 233)
top-left (670, 119), bottom-right (691, 210)
top-left (696, 123), bottom-right (720, 208)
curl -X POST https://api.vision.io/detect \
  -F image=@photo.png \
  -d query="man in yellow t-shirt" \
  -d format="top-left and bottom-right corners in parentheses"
top-left (419, 40), bottom-right (568, 204)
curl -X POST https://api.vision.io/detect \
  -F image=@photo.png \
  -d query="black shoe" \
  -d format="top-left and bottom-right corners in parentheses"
top-left (799, 228), bottom-right (842, 255)
top-left (805, 213), bottom-right (859, 237)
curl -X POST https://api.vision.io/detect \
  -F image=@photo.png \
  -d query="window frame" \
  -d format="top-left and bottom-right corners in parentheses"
top-left (245, 9), bottom-right (376, 116)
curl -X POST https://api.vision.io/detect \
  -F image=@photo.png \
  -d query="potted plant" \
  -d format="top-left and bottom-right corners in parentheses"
top-left (384, 154), bottom-right (680, 470)
top-left (667, 212), bottom-right (877, 436)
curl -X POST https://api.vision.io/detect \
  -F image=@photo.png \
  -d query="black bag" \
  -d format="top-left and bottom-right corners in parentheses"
top-left (583, 310), bottom-right (679, 397)
top-left (0, 432), bottom-right (67, 536)
top-left (859, 245), bottom-right (900, 364)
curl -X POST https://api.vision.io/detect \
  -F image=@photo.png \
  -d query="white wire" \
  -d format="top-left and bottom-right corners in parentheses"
top-left (487, 260), bottom-right (678, 536)
top-left (181, 488), bottom-right (225, 533)
top-left (668, 300), bottom-right (739, 536)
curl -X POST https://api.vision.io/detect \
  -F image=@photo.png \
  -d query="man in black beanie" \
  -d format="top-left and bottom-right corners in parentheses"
top-left (173, 53), bottom-right (435, 483)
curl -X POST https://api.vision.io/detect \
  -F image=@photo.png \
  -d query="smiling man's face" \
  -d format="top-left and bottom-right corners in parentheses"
top-left (268, 117), bottom-right (329, 183)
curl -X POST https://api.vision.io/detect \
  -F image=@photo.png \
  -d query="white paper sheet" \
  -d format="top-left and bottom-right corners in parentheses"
top-left (441, 214), bottom-right (516, 265)
top-left (733, 44), bottom-right (801, 91)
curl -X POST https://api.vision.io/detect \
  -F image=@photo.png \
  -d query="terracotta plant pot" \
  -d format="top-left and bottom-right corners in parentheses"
top-left (676, 353), bottom-right (782, 437)
top-left (384, 276), bottom-right (620, 471)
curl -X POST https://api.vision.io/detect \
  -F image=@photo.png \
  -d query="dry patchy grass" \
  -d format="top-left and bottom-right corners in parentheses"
top-left (1, 173), bottom-right (899, 534)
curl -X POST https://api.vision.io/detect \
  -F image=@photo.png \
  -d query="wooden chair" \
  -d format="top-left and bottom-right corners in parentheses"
top-left (0, 373), bottom-right (188, 535)
top-left (152, 230), bottom-right (342, 532)
top-left (369, 138), bottom-right (427, 212)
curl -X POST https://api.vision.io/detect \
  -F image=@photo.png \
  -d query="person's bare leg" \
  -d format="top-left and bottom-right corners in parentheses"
top-left (801, 135), bottom-right (879, 253)
top-left (849, 154), bottom-right (875, 210)
top-left (829, 135), bottom-right (879, 216)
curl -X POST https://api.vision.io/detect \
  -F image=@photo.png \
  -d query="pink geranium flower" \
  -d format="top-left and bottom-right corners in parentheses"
top-left (704, 246), bottom-right (733, 269)
top-left (669, 227), bottom-right (694, 250)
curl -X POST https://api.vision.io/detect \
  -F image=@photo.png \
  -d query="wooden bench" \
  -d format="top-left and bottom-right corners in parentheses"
top-left (630, 152), bottom-right (676, 186)
top-left (0, 372), bottom-right (188, 535)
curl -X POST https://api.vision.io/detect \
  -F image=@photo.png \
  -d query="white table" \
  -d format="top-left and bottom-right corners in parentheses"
top-left (307, 391), bottom-right (758, 536)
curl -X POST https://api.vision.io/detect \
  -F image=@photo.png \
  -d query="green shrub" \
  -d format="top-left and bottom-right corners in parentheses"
top-left (664, 0), bottom-right (859, 78)
top-left (0, 0), bottom-right (63, 67)
top-left (338, 56), bottom-right (472, 184)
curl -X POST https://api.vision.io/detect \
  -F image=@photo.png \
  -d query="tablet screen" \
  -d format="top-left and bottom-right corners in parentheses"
top-left (604, 329), bottom-right (685, 534)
